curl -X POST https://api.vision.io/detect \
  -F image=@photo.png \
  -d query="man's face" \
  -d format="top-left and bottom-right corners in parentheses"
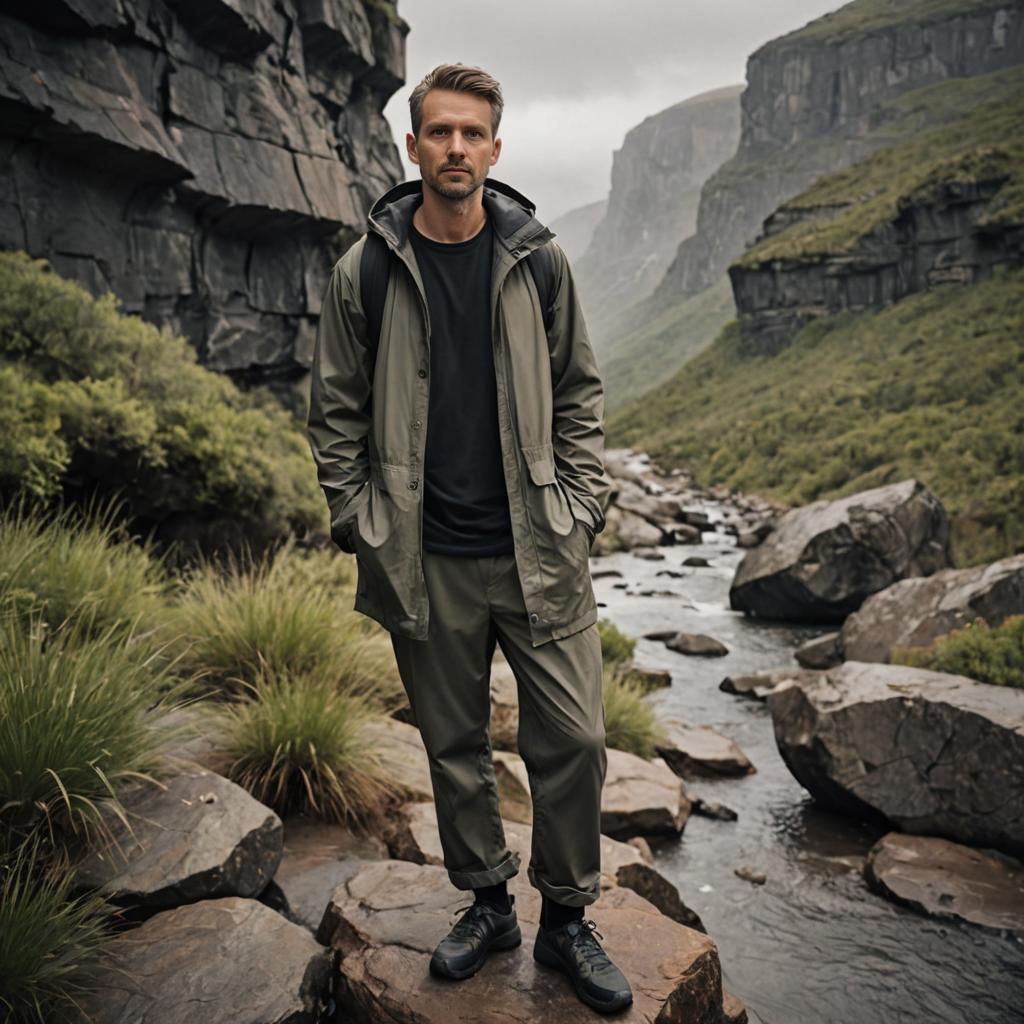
top-left (406, 88), bottom-right (501, 201)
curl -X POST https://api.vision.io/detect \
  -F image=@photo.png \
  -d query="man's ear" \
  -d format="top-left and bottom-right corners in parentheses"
top-left (406, 131), bottom-right (420, 165)
top-left (490, 136), bottom-right (502, 166)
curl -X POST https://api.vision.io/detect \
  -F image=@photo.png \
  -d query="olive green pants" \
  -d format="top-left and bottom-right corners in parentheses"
top-left (389, 550), bottom-right (607, 907)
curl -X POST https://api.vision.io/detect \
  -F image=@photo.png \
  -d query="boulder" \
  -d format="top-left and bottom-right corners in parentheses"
top-left (666, 632), bottom-right (730, 657)
top-left (616, 507), bottom-right (666, 549)
top-left (489, 658), bottom-right (520, 751)
top-left (317, 859), bottom-right (728, 1023)
top-left (864, 832), bottom-right (1024, 937)
top-left (794, 631), bottom-right (844, 669)
top-left (72, 897), bottom-right (331, 1024)
top-left (73, 768), bottom-right (282, 911)
top-left (384, 800), bottom-right (706, 932)
top-left (841, 554), bottom-right (1024, 662)
top-left (766, 661), bottom-right (1024, 857)
top-left (719, 666), bottom-right (821, 701)
top-left (730, 479), bottom-right (951, 622)
top-left (269, 816), bottom-right (388, 932)
top-left (655, 720), bottom-right (755, 778)
top-left (363, 717), bottom-right (435, 802)
top-left (601, 748), bottom-right (691, 840)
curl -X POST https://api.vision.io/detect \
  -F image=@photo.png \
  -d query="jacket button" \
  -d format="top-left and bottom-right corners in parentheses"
top-left (529, 612), bottom-right (539, 623)
top-left (409, 480), bottom-right (418, 490)
top-left (413, 420), bottom-right (422, 428)
top-left (418, 369), bottom-right (427, 378)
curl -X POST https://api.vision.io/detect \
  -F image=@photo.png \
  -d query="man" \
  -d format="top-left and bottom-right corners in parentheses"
top-left (306, 63), bottom-right (631, 1014)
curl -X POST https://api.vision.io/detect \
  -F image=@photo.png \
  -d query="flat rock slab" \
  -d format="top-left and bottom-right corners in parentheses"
top-left (602, 748), bottom-right (691, 840)
top-left (72, 897), bottom-right (331, 1024)
top-left (841, 553), bottom-right (1024, 662)
top-left (655, 720), bottom-right (755, 778)
top-left (271, 816), bottom-right (389, 932)
top-left (318, 858), bottom-right (726, 1024)
top-left (74, 767), bottom-right (282, 910)
top-left (385, 800), bottom-right (705, 933)
top-left (666, 632), bottom-right (730, 657)
top-left (864, 832), bottom-right (1024, 937)
top-left (767, 661), bottom-right (1024, 858)
top-left (730, 478), bottom-right (951, 622)
top-left (720, 667), bottom-right (822, 701)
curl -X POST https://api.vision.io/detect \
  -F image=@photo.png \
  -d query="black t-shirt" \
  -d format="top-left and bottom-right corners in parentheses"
top-left (409, 215), bottom-right (515, 556)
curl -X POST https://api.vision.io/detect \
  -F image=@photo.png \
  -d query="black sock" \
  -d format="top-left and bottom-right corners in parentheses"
top-left (473, 880), bottom-right (511, 914)
top-left (541, 894), bottom-right (584, 930)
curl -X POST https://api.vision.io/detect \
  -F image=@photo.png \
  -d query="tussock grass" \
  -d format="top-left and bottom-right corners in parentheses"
top-left (207, 669), bottom-right (404, 827)
top-left (0, 832), bottom-right (117, 1024)
top-left (602, 661), bottom-right (666, 759)
top-left (893, 614), bottom-right (1024, 688)
top-left (598, 617), bottom-right (637, 667)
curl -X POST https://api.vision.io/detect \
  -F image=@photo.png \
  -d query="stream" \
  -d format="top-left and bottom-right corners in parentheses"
top-left (590, 488), bottom-right (1023, 1024)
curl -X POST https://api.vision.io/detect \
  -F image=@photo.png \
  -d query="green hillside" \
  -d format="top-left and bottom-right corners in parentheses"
top-left (606, 266), bottom-right (1024, 567)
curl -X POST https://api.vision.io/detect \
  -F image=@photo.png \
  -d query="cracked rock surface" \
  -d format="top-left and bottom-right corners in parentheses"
top-left (730, 478), bottom-right (951, 622)
top-left (766, 661), bottom-right (1024, 857)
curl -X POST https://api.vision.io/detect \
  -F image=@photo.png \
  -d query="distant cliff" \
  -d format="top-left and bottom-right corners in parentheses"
top-left (0, 0), bottom-right (406, 408)
top-left (548, 198), bottom-right (607, 265)
top-left (575, 85), bottom-right (742, 323)
top-left (655, 0), bottom-right (1024, 306)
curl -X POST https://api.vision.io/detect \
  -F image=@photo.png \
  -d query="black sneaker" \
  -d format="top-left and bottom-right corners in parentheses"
top-left (429, 894), bottom-right (522, 980)
top-left (533, 917), bottom-right (633, 1013)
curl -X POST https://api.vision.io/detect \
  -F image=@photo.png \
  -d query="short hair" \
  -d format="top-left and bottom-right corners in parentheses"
top-left (409, 63), bottom-right (504, 140)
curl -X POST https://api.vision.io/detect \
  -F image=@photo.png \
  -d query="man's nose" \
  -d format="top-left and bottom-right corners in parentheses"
top-left (447, 132), bottom-right (467, 157)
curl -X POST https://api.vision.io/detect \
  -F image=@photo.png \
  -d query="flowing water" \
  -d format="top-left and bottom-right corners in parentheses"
top-left (590, 492), bottom-right (1023, 1024)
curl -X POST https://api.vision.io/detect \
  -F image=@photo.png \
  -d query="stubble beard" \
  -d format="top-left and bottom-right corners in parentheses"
top-left (424, 163), bottom-right (485, 202)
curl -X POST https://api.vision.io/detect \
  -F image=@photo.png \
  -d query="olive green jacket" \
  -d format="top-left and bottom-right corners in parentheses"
top-left (306, 177), bottom-right (612, 646)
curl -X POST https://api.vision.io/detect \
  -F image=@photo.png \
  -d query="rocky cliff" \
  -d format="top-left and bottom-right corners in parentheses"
top-left (654, 0), bottom-right (1024, 307)
top-left (548, 197), bottom-right (607, 264)
top-left (575, 85), bottom-right (742, 324)
top-left (0, 0), bottom-right (406, 407)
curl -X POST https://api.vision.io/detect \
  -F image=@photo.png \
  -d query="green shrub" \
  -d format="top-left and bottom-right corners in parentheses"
top-left (165, 538), bottom-right (403, 710)
top-left (206, 669), bottom-right (403, 827)
top-left (0, 611), bottom-right (189, 852)
top-left (0, 492), bottom-right (169, 646)
top-left (892, 615), bottom-right (1024, 688)
top-left (601, 662), bottom-right (666, 759)
top-left (0, 250), bottom-right (325, 555)
top-left (0, 832), bottom-right (116, 1024)
top-left (598, 617), bottom-right (636, 667)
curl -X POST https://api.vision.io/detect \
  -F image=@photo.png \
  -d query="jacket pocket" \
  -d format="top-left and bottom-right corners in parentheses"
top-left (520, 442), bottom-right (575, 536)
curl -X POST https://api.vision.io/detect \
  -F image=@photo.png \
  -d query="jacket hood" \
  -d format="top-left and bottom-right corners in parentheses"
top-left (367, 177), bottom-right (553, 253)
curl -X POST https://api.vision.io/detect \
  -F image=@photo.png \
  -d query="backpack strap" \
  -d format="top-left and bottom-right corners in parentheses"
top-left (359, 230), bottom-right (392, 346)
top-left (525, 241), bottom-right (558, 335)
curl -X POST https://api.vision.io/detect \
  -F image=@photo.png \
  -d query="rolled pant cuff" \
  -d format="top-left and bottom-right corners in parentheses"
top-left (448, 848), bottom-right (522, 890)
top-left (528, 864), bottom-right (601, 907)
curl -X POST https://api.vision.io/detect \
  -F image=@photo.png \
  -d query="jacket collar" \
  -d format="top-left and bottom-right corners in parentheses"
top-left (367, 176), bottom-right (553, 254)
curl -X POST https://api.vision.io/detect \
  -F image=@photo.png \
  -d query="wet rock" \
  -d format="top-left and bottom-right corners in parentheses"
top-left (271, 816), bottom-right (388, 933)
top-left (840, 554), bottom-right (1024, 662)
top-left (622, 663), bottom-right (673, 692)
top-left (736, 530), bottom-right (762, 548)
top-left (690, 796), bottom-right (739, 821)
top-left (655, 720), bottom-right (755, 778)
top-left (644, 628), bottom-right (681, 641)
top-left (617, 507), bottom-right (666, 549)
top-left (384, 800), bottom-right (706, 932)
top-left (734, 866), bottom-right (767, 885)
top-left (674, 522), bottom-right (704, 544)
top-left (601, 749), bottom-right (691, 840)
top-left (317, 858), bottom-right (727, 1023)
top-left (683, 556), bottom-right (712, 567)
top-left (592, 568), bottom-right (624, 579)
top-left (864, 832), bottom-right (1024, 937)
top-left (723, 988), bottom-right (751, 1023)
top-left (363, 717), bottom-right (435, 802)
top-left (73, 768), bottom-right (282, 911)
top-left (719, 666), bottom-right (821, 701)
top-left (666, 632), bottom-right (730, 657)
top-left (795, 631), bottom-right (844, 669)
top-left (730, 479), bottom-right (951, 622)
top-left (73, 897), bottom-right (331, 1024)
top-left (635, 546), bottom-right (667, 560)
top-left (766, 661), bottom-right (1024, 858)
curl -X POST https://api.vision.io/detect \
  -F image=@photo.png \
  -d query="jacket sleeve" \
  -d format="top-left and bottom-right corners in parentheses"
top-left (546, 243), bottom-right (613, 537)
top-left (306, 238), bottom-right (374, 554)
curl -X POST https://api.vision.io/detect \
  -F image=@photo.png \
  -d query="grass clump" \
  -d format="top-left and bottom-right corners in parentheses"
top-left (0, 832), bottom-right (117, 1024)
top-left (0, 611), bottom-right (190, 853)
top-left (598, 617), bottom-right (636, 667)
top-left (601, 661), bottom-right (666, 759)
top-left (892, 615), bottom-right (1024, 688)
top-left (207, 670), bottom-right (404, 827)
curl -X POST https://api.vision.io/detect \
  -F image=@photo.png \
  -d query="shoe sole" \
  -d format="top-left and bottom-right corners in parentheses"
top-left (533, 937), bottom-right (634, 1013)
top-left (429, 922), bottom-right (522, 980)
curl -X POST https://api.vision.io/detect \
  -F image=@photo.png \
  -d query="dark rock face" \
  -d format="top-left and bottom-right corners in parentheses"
top-left (730, 478), bottom-right (952, 623)
top-left (655, 2), bottom-right (1024, 306)
top-left (0, 0), bottom-right (406, 405)
top-left (841, 553), bottom-right (1024, 662)
top-left (576, 85), bottom-right (742, 323)
top-left (766, 660), bottom-right (1024, 858)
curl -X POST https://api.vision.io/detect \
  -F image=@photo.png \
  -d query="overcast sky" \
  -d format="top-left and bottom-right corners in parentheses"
top-left (382, 0), bottom-right (844, 223)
